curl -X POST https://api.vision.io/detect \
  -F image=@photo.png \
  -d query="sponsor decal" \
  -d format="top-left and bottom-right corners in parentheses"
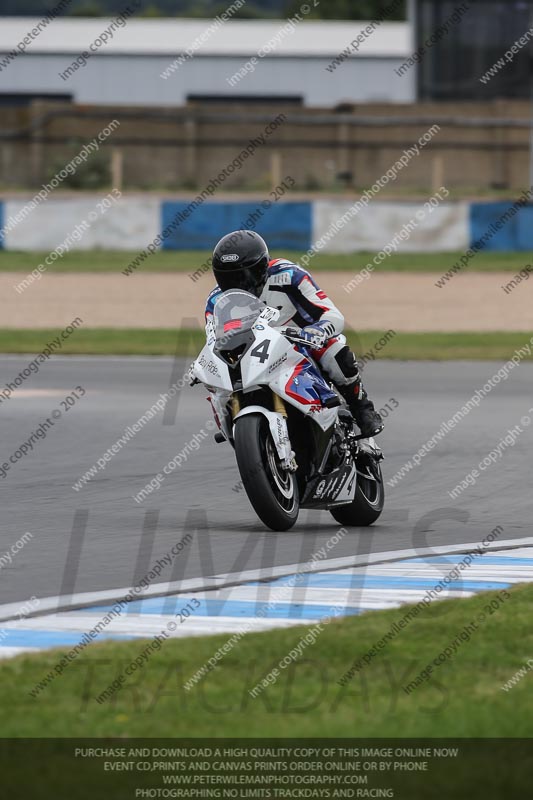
top-left (275, 416), bottom-right (288, 445)
top-left (268, 352), bottom-right (288, 373)
top-left (328, 475), bottom-right (341, 497)
top-left (314, 479), bottom-right (327, 498)
top-left (270, 272), bottom-right (291, 286)
top-left (221, 253), bottom-right (239, 262)
top-left (313, 468), bottom-right (351, 501)
top-left (260, 306), bottom-right (280, 322)
top-left (199, 354), bottom-right (220, 376)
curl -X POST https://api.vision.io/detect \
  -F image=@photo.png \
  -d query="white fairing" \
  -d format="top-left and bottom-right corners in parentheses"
top-left (193, 344), bottom-right (232, 391)
top-left (192, 304), bottom-right (339, 433)
top-left (233, 406), bottom-right (293, 467)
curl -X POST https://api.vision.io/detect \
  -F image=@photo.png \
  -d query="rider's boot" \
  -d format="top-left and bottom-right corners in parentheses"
top-left (339, 379), bottom-right (384, 437)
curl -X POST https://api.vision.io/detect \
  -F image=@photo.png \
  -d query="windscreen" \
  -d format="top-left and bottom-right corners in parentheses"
top-left (212, 290), bottom-right (265, 346)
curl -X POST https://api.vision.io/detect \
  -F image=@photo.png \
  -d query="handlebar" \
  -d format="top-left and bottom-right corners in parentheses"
top-left (279, 327), bottom-right (322, 350)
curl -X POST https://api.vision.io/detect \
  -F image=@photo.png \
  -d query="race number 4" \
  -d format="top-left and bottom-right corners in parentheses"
top-left (250, 340), bottom-right (271, 363)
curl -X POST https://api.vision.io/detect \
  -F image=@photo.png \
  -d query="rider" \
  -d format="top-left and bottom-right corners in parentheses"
top-left (205, 230), bottom-right (383, 438)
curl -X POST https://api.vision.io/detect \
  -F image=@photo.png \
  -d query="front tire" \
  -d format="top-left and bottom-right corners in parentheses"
top-left (234, 414), bottom-right (299, 531)
top-left (330, 460), bottom-right (384, 526)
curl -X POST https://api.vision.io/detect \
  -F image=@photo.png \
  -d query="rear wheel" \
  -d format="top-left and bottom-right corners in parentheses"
top-left (234, 414), bottom-right (299, 531)
top-left (330, 459), bottom-right (384, 526)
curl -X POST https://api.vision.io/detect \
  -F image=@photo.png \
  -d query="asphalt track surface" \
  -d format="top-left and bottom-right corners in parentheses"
top-left (1, 354), bottom-right (532, 609)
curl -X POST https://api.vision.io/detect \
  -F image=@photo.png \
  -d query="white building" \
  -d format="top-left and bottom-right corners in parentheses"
top-left (0, 16), bottom-right (415, 107)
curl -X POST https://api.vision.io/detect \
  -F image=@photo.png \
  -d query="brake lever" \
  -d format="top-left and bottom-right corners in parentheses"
top-left (280, 327), bottom-right (321, 350)
top-left (280, 326), bottom-right (301, 340)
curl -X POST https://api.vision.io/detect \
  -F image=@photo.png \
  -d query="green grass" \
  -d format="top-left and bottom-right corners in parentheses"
top-left (1, 328), bottom-right (532, 360)
top-left (1, 250), bottom-right (531, 274)
top-left (1, 584), bottom-right (532, 738)
top-left (0, 328), bottom-right (193, 356)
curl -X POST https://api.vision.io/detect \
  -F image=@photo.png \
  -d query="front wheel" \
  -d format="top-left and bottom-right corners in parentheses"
top-left (330, 459), bottom-right (384, 526)
top-left (234, 414), bottom-right (299, 531)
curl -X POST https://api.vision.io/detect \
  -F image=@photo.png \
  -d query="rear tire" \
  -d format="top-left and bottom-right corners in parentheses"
top-left (330, 460), bottom-right (384, 526)
top-left (234, 414), bottom-right (299, 531)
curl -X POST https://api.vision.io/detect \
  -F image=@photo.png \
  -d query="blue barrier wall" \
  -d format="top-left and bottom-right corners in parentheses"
top-left (4, 197), bottom-right (533, 253)
top-left (470, 202), bottom-right (533, 251)
top-left (161, 201), bottom-right (312, 250)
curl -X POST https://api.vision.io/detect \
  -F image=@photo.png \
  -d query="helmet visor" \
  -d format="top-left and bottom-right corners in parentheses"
top-left (214, 263), bottom-right (267, 297)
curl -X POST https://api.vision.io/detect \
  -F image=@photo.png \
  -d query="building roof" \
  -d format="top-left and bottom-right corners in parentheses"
top-left (0, 17), bottom-right (410, 58)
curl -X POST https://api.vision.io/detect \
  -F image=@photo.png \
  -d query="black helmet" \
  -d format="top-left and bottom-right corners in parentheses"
top-left (212, 230), bottom-right (269, 297)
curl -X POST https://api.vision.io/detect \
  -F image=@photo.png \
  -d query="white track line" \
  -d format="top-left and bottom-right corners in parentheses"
top-left (1, 536), bottom-right (532, 623)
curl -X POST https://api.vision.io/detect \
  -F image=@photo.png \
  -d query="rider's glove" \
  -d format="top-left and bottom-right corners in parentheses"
top-left (300, 321), bottom-right (331, 349)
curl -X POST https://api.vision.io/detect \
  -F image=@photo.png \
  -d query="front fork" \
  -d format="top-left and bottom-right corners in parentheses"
top-left (229, 390), bottom-right (287, 420)
top-left (231, 393), bottom-right (241, 418)
top-left (272, 391), bottom-right (288, 418)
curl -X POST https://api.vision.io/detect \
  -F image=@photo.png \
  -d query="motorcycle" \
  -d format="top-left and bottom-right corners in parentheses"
top-left (191, 289), bottom-right (385, 531)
